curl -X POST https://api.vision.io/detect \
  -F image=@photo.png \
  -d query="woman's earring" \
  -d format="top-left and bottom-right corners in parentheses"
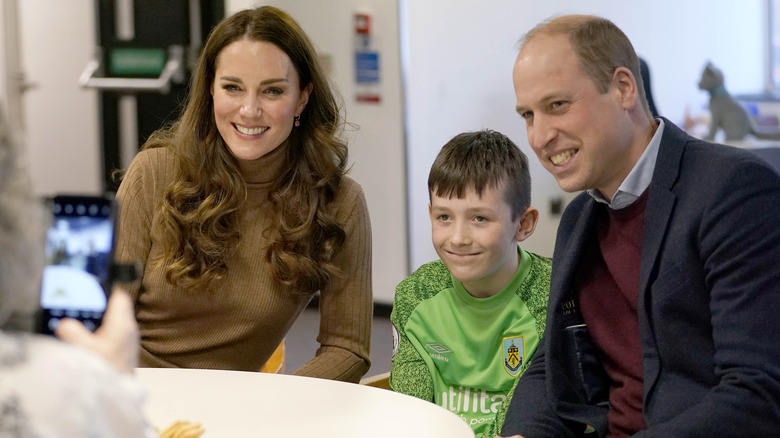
top-left (294, 115), bottom-right (301, 127)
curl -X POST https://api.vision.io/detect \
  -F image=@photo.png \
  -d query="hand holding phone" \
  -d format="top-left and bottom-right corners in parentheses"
top-left (38, 194), bottom-right (117, 335)
top-left (55, 287), bottom-right (139, 374)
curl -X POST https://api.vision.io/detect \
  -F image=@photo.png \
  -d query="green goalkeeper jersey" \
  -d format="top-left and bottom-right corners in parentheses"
top-left (390, 247), bottom-right (551, 437)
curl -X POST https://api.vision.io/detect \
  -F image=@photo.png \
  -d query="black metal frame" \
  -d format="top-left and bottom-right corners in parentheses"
top-left (94, 0), bottom-right (224, 192)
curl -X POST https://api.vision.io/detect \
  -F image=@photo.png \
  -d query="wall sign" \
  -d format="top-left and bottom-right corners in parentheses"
top-left (354, 12), bottom-right (381, 103)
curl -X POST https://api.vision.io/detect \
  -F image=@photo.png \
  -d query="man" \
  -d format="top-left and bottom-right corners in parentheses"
top-left (502, 14), bottom-right (780, 437)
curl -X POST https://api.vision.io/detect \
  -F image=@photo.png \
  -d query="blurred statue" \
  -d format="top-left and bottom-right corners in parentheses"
top-left (697, 62), bottom-right (780, 142)
top-left (698, 62), bottom-right (752, 141)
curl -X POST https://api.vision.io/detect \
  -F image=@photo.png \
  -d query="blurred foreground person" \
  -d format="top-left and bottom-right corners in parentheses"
top-left (0, 104), bottom-right (155, 437)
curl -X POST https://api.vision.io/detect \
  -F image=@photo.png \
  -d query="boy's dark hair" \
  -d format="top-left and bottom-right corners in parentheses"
top-left (428, 130), bottom-right (531, 220)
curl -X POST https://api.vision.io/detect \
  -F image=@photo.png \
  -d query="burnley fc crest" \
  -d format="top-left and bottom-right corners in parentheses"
top-left (502, 336), bottom-right (525, 376)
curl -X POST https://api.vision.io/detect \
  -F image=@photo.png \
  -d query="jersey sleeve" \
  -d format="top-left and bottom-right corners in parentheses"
top-left (518, 252), bottom-right (552, 339)
top-left (389, 274), bottom-right (433, 400)
top-left (389, 261), bottom-right (451, 400)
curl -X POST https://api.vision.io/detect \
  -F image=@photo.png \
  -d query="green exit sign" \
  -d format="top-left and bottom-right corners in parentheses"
top-left (110, 48), bottom-right (166, 76)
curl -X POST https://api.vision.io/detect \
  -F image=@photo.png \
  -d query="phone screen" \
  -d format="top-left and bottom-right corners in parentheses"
top-left (38, 195), bottom-right (117, 335)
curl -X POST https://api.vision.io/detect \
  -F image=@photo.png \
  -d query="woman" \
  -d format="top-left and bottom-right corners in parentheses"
top-left (0, 104), bottom-right (154, 437)
top-left (115, 6), bottom-right (372, 381)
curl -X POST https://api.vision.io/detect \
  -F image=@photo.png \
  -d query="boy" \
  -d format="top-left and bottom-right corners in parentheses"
top-left (389, 130), bottom-right (551, 437)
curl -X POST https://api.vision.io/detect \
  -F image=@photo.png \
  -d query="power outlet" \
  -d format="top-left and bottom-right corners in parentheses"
top-left (550, 197), bottom-right (564, 216)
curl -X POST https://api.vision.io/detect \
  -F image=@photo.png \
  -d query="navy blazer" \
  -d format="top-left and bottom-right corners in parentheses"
top-left (503, 119), bottom-right (780, 437)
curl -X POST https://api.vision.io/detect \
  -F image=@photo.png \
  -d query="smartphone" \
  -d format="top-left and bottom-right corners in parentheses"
top-left (37, 194), bottom-right (118, 335)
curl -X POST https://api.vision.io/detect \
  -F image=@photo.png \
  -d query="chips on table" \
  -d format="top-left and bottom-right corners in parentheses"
top-left (156, 420), bottom-right (205, 438)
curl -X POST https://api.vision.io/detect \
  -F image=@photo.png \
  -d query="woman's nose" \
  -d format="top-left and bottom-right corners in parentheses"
top-left (240, 96), bottom-right (261, 117)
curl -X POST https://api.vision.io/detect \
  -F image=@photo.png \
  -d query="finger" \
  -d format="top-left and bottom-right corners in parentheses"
top-left (95, 287), bottom-right (139, 346)
top-left (100, 287), bottom-right (135, 329)
top-left (55, 317), bottom-right (96, 347)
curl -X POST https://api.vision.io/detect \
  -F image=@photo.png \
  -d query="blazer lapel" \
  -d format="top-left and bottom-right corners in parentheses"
top-left (551, 195), bottom-right (599, 315)
top-left (638, 118), bottom-right (685, 392)
top-left (551, 196), bottom-right (612, 431)
top-left (639, 118), bottom-right (684, 297)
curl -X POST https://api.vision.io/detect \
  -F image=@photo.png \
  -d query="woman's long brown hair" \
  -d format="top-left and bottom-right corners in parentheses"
top-left (144, 6), bottom-right (347, 295)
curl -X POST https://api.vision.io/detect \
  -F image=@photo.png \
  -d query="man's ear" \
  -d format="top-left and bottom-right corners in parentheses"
top-left (612, 66), bottom-right (639, 110)
top-left (515, 206), bottom-right (539, 242)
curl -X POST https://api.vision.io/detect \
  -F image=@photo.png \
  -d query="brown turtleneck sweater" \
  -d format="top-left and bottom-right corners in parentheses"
top-left (115, 144), bottom-right (372, 382)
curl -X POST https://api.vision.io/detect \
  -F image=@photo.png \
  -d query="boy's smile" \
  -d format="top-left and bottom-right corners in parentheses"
top-left (429, 185), bottom-right (527, 298)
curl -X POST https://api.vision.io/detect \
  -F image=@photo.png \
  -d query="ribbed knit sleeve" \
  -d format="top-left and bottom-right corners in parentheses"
top-left (115, 147), bottom-right (175, 303)
top-left (293, 177), bottom-right (373, 382)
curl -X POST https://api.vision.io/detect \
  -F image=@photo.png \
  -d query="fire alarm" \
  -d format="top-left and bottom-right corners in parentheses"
top-left (354, 13), bottom-right (371, 35)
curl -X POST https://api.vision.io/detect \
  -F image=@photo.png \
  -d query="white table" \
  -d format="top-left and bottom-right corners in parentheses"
top-left (136, 368), bottom-right (475, 437)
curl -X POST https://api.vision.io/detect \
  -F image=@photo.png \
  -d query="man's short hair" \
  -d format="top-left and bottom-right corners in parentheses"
top-left (428, 130), bottom-right (531, 220)
top-left (521, 14), bottom-right (650, 114)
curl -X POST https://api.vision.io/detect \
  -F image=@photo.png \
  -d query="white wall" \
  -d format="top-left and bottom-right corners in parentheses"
top-left (19, 1), bottom-right (102, 196)
top-left (403, 0), bottom-right (767, 269)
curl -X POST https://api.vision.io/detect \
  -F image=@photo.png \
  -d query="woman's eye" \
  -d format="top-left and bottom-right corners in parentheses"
top-left (222, 84), bottom-right (241, 92)
top-left (265, 87), bottom-right (284, 96)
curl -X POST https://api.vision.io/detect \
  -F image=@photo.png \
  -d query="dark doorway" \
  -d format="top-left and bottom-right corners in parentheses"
top-left (88, 0), bottom-right (224, 192)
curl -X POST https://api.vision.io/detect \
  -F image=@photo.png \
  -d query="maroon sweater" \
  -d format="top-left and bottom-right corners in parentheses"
top-left (576, 191), bottom-right (649, 437)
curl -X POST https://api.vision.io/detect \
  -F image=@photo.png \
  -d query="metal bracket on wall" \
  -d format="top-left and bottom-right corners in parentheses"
top-left (78, 45), bottom-right (185, 94)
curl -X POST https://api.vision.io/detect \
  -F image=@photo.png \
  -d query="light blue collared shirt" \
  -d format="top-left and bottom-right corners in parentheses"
top-left (587, 119), bottom-right (665, 210)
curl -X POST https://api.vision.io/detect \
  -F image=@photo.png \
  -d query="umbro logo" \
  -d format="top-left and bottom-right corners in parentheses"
top-left (426, 343), bottom-right (452, 354)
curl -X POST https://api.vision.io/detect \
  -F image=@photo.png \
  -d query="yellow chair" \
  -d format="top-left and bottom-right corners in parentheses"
top-left (359, 371), bottom-right (391, 389)
top-left (260, 340), bottom-right (285, 374)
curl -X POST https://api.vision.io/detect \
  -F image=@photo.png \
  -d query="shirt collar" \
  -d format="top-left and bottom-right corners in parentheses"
top-left (588, 118), bottom-right (665, 209)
